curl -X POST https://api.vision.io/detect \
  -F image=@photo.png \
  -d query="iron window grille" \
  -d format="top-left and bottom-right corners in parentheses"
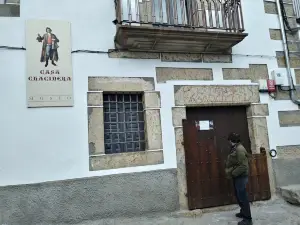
top-left (103, 93), bottom-right (145, 154)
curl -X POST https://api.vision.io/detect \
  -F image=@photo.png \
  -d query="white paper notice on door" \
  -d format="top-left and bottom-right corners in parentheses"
top-left (199, 120), bottom-right (210, 130)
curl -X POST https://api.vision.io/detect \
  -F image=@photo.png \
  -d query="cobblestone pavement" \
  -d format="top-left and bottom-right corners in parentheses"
top-left (44, 198), bottom-right (300, 225)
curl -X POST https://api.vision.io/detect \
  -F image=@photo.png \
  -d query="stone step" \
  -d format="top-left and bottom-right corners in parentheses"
top-left (279, 184), bottom-right (300, 205)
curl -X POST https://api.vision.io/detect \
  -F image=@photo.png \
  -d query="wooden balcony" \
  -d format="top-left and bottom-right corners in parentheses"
top-left (114, 0), bottom-right (248, 54)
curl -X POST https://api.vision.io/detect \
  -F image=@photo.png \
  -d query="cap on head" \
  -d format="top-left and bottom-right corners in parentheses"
top-left (228, 132), bottom-right (241, 144)
top-left (46, 27), bottom-right (52, 32)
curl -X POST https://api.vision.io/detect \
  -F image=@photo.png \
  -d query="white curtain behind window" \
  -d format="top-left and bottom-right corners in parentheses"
top-left (121, 0), bottom-right (139, 22)
top-left (121, 0), bottom-right (187, 25)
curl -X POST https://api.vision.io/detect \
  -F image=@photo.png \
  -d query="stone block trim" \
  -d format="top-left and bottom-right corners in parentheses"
top-left (172, 107), bottom-right (186, 127)
top-left (269, 29), bottom-right (298, 41)
top-left (88, 77), bottom-right (155, 92)
top-left (87, 92), bottom-right (103, 106)
top-left (107, 50), bottom-right (232, 63)
top-left (174, 85), bottom-right (260, 106)
top-left (278, 110), bottom-right (300, 127)
top-left (143, 91), bottom-right (161, 108)
top-left (277, 145), bottom-right (300, 158)
top-left (88, 77), bottom-right (163, 171)
top-left (288, 17), bottom-right (298, 28)
top-left (108, 50), bottom-right (160, 59)
top-left (160, 53), bottom-right (232, 63)
top-left (145, 109), bottom-right (163, 150)
top-left (171, 85), bottom-right (274, 210)
top-left (223, 64), bottom-right (269, 82)
top-left (264, 1), bottom-right (278, 14)
top-left (90, 150), bottom-right (164, 170)
top-left (174, 127), bottom-right (188, 210)
top-left (247, 117), bottom-right (270, 154)
top-left (288, 42), bottom-right (299, 51)
top-left (156, 67), bottom-right (213, 83)
top-left (88, 107), bottom-right (105, 155)
top-left (275, 88), bottom-right (300, 100)
top-left (276, 51), bottom-right (300, 68)
top-left (264, 1), bottom-right (294, 16)
top-left (273, 158), bottom-right (300, 187)
top-left (246, 103), bottom-right (269, 117)
top-left (202, 54), bottom-right (232, 63)
top-left (295, 69), bottom-right (300, 84)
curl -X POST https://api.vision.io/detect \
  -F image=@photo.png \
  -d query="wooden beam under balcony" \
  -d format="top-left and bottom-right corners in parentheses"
top-left (115, 25), bottom-right (248, 54)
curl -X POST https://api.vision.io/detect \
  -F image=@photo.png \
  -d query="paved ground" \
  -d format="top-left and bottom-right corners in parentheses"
top-left (42, 198), bottom-right (300, 225)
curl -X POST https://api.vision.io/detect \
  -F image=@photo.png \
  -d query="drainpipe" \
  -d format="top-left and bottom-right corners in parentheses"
top-left (275, 0), bottom-right (300, 105)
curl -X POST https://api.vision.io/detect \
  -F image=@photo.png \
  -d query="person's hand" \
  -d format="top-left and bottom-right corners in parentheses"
top-left (225, 167), bottom-right (233, 179)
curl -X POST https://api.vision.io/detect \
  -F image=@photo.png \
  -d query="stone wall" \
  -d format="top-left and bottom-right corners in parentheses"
top-left (0, 169), bottom-right (179, 225)
top-left (273, 145), bottom-right (300, 187)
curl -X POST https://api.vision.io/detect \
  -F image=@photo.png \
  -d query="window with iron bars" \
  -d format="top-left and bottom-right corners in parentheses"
top-left (103, 93), bottom-right (145, 154)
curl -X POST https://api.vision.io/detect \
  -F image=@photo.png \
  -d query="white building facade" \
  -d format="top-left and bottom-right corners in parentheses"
top-left (1, 0), bottom-right (300, 224)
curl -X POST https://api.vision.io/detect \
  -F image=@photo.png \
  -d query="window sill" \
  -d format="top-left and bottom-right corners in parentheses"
top-left (89, 149), bottom-right (164, 171)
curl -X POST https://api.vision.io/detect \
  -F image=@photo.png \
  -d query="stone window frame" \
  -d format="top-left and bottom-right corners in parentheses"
top-left (87, 77), bottom-right (163, 171)
top-left (171, 84), bottom-right (275, 210)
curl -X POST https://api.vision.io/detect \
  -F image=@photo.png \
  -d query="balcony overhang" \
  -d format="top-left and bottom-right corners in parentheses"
top-left (115, 25), bottom-right (248, 54)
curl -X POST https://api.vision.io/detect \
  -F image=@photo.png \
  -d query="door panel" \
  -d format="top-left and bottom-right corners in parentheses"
top-left (182, 106), bottom-right (271, 209)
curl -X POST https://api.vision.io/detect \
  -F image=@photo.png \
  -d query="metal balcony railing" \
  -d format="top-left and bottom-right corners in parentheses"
top-left (115, 0), bottom-right (245, 32)
top-left (292, 0), bottom-right (300, 23)
top-left (0, 0), bottom-right (20, 4)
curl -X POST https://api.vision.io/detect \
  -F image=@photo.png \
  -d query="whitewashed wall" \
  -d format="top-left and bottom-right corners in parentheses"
top-left (0, 0), bottom-right (298, 186)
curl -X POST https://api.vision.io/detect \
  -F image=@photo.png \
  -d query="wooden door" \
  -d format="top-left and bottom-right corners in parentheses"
top-left (183, 106), bottom-right (271, 210)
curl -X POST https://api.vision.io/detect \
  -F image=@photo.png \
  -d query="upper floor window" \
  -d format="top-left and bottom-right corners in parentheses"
top-left (0, 0), bottom-right (20, 17)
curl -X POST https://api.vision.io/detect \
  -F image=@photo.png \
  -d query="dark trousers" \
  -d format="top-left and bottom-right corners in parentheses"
top-left (233, 176), bottom-right (252, 220)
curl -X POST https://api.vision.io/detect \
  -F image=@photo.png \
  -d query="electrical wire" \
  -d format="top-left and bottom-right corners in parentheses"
top-left (0, 46), bottom-right (113, 54)
top-left (279, 0), bottom-right (295, 33)
top-left (0, 46), bottom-right (26, 50)
top-left (278, 0), bottom-right (300, 106)
top-left (279, 0), bottom-right (298, 91)
top-left (0, 45), bottom-right (279, 59)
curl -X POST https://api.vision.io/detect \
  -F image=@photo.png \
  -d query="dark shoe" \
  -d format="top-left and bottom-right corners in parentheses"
top-left (238, 219), bottom-right (253, 225)
top-left (45, 62), bottom-right (48, 67)
top-left (235, 212), bottom-right (245, 218)
top-left (52, 61), bottom-right (57, 66)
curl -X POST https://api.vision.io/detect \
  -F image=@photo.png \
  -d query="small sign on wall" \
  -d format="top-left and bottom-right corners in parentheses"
top-left (26, 19), bottom-right (73, 108)
top-left (195, 120), bottom-right (214, 131)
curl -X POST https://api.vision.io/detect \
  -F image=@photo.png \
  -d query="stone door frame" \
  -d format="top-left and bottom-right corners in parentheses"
top-left (172, 84), bottom-right (275, 210)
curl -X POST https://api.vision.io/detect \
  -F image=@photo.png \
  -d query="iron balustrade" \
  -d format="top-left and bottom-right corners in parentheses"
top-left (115, 0), bottom-right (244, 32)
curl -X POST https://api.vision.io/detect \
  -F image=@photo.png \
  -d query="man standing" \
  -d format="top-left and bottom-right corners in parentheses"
top-left (37, 27), bottom-right (59, 67)
top-left (225, 132), bottom-right (252, 225)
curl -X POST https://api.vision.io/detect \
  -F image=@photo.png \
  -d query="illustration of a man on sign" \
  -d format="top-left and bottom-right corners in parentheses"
top-left (36, 27), bottom-right (59, 67)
